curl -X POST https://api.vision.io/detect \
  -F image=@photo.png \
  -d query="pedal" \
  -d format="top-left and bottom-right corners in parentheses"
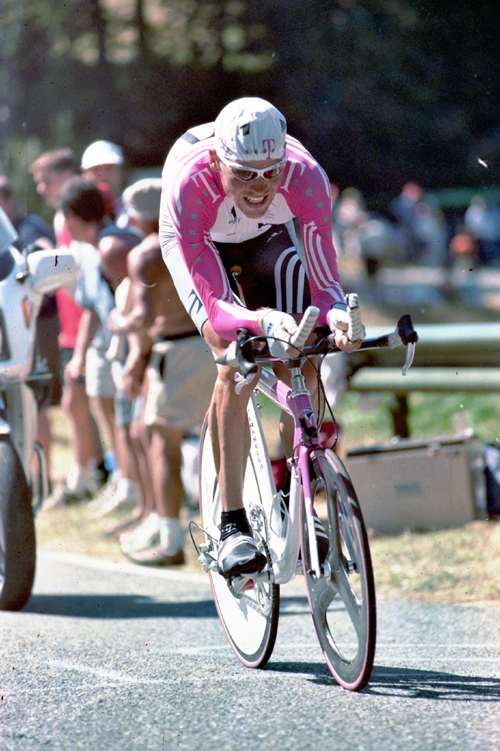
top-left (198, 542), bottom-right (218, 573)
top-left (229, 573), bottom-right (255, 594)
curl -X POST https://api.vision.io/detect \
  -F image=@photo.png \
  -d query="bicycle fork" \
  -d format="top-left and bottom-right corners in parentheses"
top-left (287, 362), bottom-right (328, 581)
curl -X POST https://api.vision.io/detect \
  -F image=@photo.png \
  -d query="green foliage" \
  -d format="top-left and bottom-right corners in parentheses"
top-left (336, 390), bottom-right (500, 451)
top-left (1, 0), bottom-right (499, 195)
top-left (409, 392), bottom-right (500, 445)
top-left (256, 378), bottom-right (500, 453)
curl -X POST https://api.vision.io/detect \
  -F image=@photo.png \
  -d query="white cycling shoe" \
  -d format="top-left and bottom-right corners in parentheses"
top-left (217, 532), bottom-right (267, 580)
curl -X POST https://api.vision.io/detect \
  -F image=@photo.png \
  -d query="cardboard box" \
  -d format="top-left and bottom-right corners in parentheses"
top-left (344, 435), bottom-right (486, 534)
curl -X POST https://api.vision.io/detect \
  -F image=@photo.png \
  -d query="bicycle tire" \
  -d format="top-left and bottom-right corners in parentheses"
top-left (0, 438), bottom-right (36, 611)
top-left (199, 417), bottom-right (280, 669)
top-left (300, 448), bottom-right (376, 690)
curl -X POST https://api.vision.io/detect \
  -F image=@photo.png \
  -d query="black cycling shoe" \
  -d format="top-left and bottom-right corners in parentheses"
top-left (217, 532), bottom-right (267, 580)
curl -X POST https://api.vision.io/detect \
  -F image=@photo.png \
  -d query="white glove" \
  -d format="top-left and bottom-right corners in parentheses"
top-left (327, 299), bottom-right (365, 342)
top-left (261, 310), bottom-right (298, 359)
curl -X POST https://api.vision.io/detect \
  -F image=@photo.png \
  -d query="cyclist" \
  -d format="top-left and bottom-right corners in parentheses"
top-left (159, 97), bottom-right (363, 579)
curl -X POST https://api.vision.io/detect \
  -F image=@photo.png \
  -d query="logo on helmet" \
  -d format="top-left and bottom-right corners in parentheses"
top-left (262, 139), bottom-right (276, 159)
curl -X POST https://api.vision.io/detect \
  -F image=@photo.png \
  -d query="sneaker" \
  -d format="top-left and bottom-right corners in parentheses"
top-left (217, 532), bottom-right (267, 580)
top-left (93, 479), bottom-right (139, 518)
top-left (88, 476), bottom-right (119, 508)
top-left (43, 482), bottom-right (92, 509)
top-left (127, 543), bottom-right (185, 567)
top-left (119, 513), bottom-right (160, 554)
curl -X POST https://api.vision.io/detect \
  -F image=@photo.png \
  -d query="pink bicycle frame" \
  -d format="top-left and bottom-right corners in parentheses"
top-left (257, 365), bottom-right (325, 580)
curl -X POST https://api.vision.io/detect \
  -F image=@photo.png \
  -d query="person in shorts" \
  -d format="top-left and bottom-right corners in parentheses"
top-left (107, 178), bottom-right (217, 565)
top-left (59, 177), bottom-right (140, 505)
top-left (30, 149), bottom-right (111, 503)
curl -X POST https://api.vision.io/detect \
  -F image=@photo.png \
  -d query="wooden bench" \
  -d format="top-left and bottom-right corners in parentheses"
top-left (346, 321), bottom-right (500, 436)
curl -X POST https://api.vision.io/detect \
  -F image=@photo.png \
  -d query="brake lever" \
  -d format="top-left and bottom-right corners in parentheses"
top-left (402, 341), bottom-right (416, 376)
top-left (396, 314), bottom-right (418, 376)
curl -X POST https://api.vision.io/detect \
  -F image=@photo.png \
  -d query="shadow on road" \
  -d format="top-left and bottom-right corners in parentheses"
top-left (278, 594), bottom-right (310, 616)
top-left (364, 666), bottom-right (500, 702)
top-left (266, 662), bottom-right (500, 701)
top-left (24, 594), bottom-right (217, 620)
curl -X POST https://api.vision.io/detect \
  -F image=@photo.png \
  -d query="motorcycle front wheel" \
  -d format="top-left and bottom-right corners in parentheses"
top-left (0, 438), bottom-right (36, 611)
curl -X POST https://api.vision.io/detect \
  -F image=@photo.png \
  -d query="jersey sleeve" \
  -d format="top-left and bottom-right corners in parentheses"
top-left (281, 138), bottom-right (345, 325)
top-left (160, 150), bottom-right (262, 341)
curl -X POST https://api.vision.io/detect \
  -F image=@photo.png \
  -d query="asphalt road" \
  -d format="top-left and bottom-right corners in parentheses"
top-left (1, 549), bottom-right (499, 751)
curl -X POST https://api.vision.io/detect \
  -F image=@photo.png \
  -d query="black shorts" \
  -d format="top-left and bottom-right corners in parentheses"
top-left (214, 224), bottom-right (311, 314)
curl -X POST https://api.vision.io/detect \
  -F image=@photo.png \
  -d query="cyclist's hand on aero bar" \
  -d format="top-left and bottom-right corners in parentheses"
top-left (260, 309), bottom-right (299, 359)
top-left (327, 294), bottom-right (365, 353)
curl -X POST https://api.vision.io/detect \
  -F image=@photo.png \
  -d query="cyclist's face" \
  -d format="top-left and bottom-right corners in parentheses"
top-left (210, 150), bottom-right (284, 219)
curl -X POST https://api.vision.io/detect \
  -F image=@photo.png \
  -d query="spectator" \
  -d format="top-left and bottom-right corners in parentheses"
top-left (449, 224), bottom-right (479, 269)
top-left (0, 175), bottom-right (55, 249)
top-left (358, 216), bottom-right (399, 281)
top-left (333, 187), bottom-right (368, 260)
top-left (464, 195), bottom-right (500, 266)
top-left (94, 218), bottom-right (148, 517)
top-left (411, 196), bottom-right (449, 267)
top-left (81, 140), bottom-right (128, 227)
top-left (30, 150), bottom-right (110, 503)
top-left (97, 274), bottom-right (153, 535)
top-left (109, 178), bottom-right (217, 565)
top-left (58, 176), bottom-right (142, 510)
top-left (29, 148), bottom-right (77, 217)
top-left (389, 181), bottom-right (424, 262)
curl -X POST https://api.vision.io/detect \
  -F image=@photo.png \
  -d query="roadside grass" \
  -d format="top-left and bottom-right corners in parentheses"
top-left (370, 521), bottom-right (500, 607)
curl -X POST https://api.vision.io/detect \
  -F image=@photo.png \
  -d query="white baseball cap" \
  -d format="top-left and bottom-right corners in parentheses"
top-left (214, 97), bottom-right (287, 162)
top-left (81, 140), bottom-right (124, 170)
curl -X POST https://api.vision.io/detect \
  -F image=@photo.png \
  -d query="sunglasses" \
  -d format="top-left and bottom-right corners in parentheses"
top-left (217, 153), bottom-right (288, 182)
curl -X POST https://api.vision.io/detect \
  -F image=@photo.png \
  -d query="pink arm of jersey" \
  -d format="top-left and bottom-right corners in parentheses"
top-left (187, 240), bottom-right (262, 341)
top-left (282, 138), bottom-right (346, 326)
top-left (166, 162), bottom-right (262, 341)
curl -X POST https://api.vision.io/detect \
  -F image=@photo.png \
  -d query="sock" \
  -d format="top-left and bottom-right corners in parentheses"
top-left (115, 478), bottom-right (138, 502)
top-left (159, 517), bottom-right (184, 551)
top-left (66, 464), bottom-right (91, 494)
top-left (220, 508), bottom-right (252, 541)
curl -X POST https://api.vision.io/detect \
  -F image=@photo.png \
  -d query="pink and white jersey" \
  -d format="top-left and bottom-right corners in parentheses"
top-left (160, 131), bottom-right (344, 341)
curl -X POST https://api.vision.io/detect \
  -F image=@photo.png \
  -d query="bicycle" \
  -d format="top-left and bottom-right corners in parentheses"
top-left (192, 297), bottom-right (418, 691)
